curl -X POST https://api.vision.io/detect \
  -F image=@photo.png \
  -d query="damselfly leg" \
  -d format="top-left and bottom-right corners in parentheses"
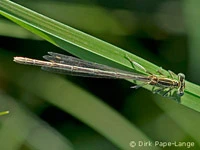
top-left (125, 55), bottom-right (154, 89)
top-left (124, 54), bottom-right (184, 98)
top-left (125, 55), bottom-right (153, 75)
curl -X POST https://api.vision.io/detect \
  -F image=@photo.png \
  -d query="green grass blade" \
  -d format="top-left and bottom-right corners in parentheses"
top-left (0, 94), bottom-right (73, 150)
top-left (0, 0), bottom-right (199, 116)
top-left (182, 82), bottom-right (200, 112)
top-left (0, 111), bottom-right (9, 116)
top-left (0, 0), bottom-right (155, 72)
top-left (154, 96), bottom-right (200, 145)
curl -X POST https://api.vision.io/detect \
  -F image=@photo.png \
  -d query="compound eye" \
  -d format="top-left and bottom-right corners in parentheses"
top-left (178, 73), bottom-right (185, 80)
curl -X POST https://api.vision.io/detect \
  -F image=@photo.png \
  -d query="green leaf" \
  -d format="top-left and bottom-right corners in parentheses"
top-left (0, 0), bottom-right (200, 147)
top-left (0, 111), bottom-right (9, 116)
top-left (0, 0), bottom-right (199, 110)
top-left (0, 0), bottom-right (155, 73)
top-left (0, 94), bottom-right (73, 150)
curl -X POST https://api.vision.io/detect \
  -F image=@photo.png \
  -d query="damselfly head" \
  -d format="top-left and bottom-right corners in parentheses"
top-left (178, 73), bottom-right (185, 81)
top-left (177, 73), bottom-right (185, 96)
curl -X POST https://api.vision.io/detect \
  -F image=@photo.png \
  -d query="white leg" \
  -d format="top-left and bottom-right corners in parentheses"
top-left (168, 70), bottom-right (177, 79)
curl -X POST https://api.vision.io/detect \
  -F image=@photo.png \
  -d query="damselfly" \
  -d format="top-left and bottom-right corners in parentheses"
top-left (13, 52), bottom-right (185, 97)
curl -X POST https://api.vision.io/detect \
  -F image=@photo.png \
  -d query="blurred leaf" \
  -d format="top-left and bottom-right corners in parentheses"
top-left (154, 96), bottom-right (200, 146)
top-left (0, 19), bottom-right (41, 39)
top-left (183, 0), bottom-right (200, 80)
top-left (0, 94), bottom-right (73, 150)
top-left (0, 111), bottom-right (9, 116)
top-left (21, 1), bottom-right (130, 35)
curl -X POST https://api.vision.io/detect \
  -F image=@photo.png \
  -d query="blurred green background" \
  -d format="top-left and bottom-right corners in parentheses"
top-left (0, 0), bottom-right (200, 150)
